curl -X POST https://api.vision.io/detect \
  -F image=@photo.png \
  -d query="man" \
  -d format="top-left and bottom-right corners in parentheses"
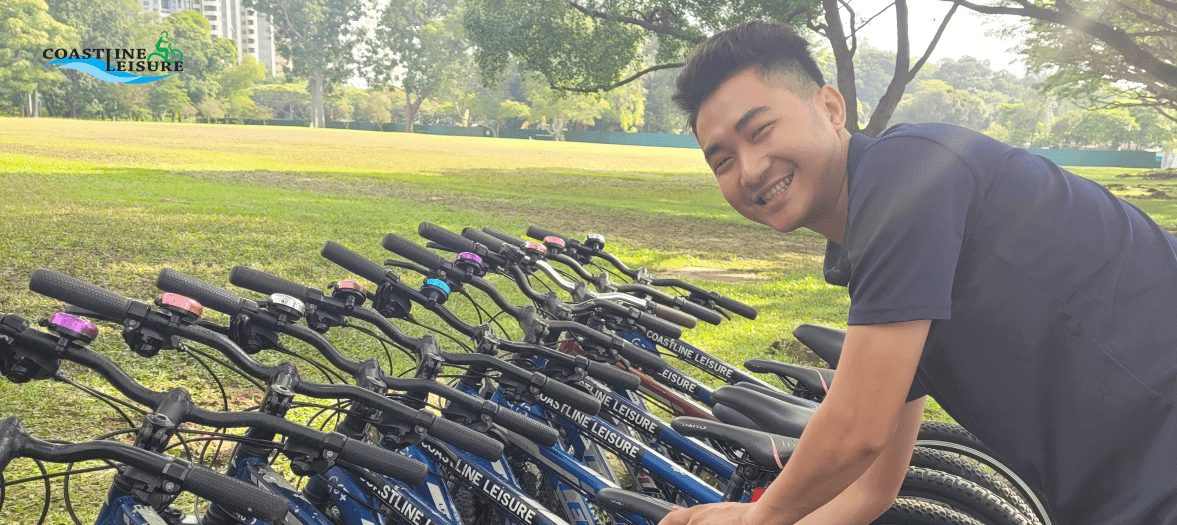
top-left (660, 21), bottom-right (1177, 525)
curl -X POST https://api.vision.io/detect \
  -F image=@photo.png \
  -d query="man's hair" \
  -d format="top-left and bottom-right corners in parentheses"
top-left (673, 21), bottom-right (826, 130)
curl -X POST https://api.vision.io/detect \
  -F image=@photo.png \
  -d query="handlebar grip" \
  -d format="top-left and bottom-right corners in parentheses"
top-left (669, 297), bottom-right (724, 325)
top-left (184, 465), bottom-right (291, 523)
top-left (428, 416), bottom-right (505, 459)
top-left (646, 302), bottom-right (697, 329)
top-left (525, 225), bottom-right (568, 243)
top-left (337, 437), bottom-right (428, 486)
top-left (540, 375), bottom-right (602, 415)
top-left (712, 295), bottom-right (757, 320)
top-left (486, 406), bottom-right (560, 447)
top-left (382, 233), bottom-right (445, 271)
top-left (418, 222), bottom-right (478, 252)
top-left (638, 306), bottom-right (690, 336)
top-left (229, 266), bottom-right (311, 301)
top-left (595, 487), bottom-right (674, 522)
top-left (321, 241), bottom-right (390, 284)
top-left (585, 361), bottom-right (641, 391)
top-left (461, 227), bottom-right (510, 252)
top-left (614, 339), bottom-right (670, 372)
top-left (480, 227), bottom-right (526, 248)
top-left (29, 269), bottom-right (133, 321)
top-left (156, 268), bottom-right (251, 316)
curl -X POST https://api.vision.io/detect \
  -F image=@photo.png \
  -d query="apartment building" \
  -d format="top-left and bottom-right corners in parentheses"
top-left (141, 0), bottom-right (285, 76)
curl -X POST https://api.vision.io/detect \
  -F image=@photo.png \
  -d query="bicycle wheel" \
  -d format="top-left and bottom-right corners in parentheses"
top-left (900, 467), bottom-right (1032, 525)
top-left (911, 448), bottom-right (1039, 524)
top-left (918, 421), bottom-right (992, 455)
top-left (874, 498), bottom-right (985, 525)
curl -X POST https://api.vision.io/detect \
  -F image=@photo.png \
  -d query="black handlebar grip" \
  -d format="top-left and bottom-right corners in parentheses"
top-left (461, 227), bottom-right (510, 252)
top-left (673, 298), bottom-right (724, 325)
top-left (428, 416), bottom-right (505, 459)
top-left (712, 295), bottom-right (757, 320)
top-left (184, 465), bottom-right (291, 523)
top-left (636, 307), bottom-right (689, 338)
top-left (337, 437), bottom-right (428, 486)
top-left (585, 361), bottom-right (642, 391)
top-left (229, 266), bottom-right (311, 301)
top-left (321, 241), bottom-right (390, 284)
top-left (156, 268), bottom-right (251, 316)
top-left (525, 225), bottom-right (569, 243)
top-left (418, 222), bottom-right (478, 252)
top-left (539, 375), bottom-right (602, 415)
top-left (487, 406), bottom-right (560, 447)
top-left (382, 233), bottom-right (445, 271)
top-left (480, 227), bottom-right (526, 248)
top-left (29, 269), bottom-right (133, 321)
top-left (595, 487), bottom-right (674, 522)
top-left (613, 339), bottom-right (670, 372)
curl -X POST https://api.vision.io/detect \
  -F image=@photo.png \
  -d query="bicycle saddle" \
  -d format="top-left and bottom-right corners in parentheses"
top-left (730, 382), bottom-right (819, 409)
top-left (595, 488), bottom-right (674, 522)
top-left (745, 359), bottom-right (835, 395)
top-left (671, 417), bottom-right (797, 471)
top-left (712, 385), bottom-right (814, 438)
top-left (792, 324), bottom-right (846, 366)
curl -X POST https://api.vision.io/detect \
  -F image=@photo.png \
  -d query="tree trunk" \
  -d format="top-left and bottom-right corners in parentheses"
top-left (310, 72), bottom-right (325, 128)
top-left (823, 0), bottom-right (859, 134)
top-left (404, 91), bottom-right (415, 133)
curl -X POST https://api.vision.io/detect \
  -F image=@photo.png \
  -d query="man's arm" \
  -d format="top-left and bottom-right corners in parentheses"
top-left (795, 396), bottom-right (926, 524)
top-left (743, 319), bottom-right (930, 525)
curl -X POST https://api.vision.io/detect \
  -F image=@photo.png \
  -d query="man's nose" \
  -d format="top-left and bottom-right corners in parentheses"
top-left (739, 154), bottom-right (770, 189)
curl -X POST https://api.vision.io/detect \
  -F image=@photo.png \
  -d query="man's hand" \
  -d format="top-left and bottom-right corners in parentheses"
top-left (659, 502), bottom-right (754, 525)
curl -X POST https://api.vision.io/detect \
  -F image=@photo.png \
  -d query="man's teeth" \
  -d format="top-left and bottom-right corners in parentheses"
top-left (756, 174), bottom-right (793, 205)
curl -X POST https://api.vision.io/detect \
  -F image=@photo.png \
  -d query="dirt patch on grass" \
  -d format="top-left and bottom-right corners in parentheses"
top-left (659, 266), bottom-right (768, 282)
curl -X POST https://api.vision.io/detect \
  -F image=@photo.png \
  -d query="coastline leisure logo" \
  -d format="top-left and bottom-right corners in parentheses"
top-left (44, 32), bottom-right (183, 85)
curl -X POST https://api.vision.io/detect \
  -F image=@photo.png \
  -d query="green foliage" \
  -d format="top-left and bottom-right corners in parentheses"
top-left (892, 79), bottom-right (994, 131)
top-left (156, 11), bottom-right (236, 105)
top-left (43, 0), bottom-right (146, 118)
top-left (372, 0), bottom-right (469, 132)
top-left (0, 0), bottom-right (78, 115)
top-left (149, 76), bottom-right (193, 121)
top-left (522, 74), bottom-right (609, 139)
top-left (360, 90), bottom-right (395, 126)
top-left (1052, 108), bottom-right (1141, 149)
top-left (251, 83), bottom-right (310, 120)
top-left (245, 0), bottom-right (364, 126)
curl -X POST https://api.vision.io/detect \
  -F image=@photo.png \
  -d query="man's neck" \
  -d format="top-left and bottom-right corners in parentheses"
top-left (805, 131), bottom-right (852, 245)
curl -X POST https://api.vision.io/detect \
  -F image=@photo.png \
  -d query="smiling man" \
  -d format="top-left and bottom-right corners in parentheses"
top-left (659, 21), bottom-right (1177, 525)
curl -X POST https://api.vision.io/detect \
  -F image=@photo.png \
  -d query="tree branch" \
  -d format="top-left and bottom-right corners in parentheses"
top-left (856, 1), bottom-right (897, 33)
top-left (550, 62), bottom-right (685, 93)
top-left (908, 1), bottom-right (959, 80)
top-left (564, 1), bottom-right (704, 43)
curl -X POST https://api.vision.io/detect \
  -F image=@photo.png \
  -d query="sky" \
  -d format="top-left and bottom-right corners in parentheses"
top-left (837, 0), bottom-right (1030, 75)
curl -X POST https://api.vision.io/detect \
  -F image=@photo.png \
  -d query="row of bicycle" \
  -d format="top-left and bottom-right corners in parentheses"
top-left (0, 223), bottom-right (1049, 524)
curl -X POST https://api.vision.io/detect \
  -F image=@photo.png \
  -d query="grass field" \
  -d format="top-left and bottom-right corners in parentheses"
top-left (0, 117), bottom-right (1171, 523)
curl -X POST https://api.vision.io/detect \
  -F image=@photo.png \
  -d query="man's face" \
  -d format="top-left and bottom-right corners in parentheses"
top-left (695, 68), bottom-right (847, 233)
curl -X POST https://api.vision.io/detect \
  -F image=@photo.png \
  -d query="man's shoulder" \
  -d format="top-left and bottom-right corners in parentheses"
top-left (861, 123), bottom-right (1014, 174)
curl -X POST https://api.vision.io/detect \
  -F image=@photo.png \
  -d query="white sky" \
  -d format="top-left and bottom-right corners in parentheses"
top-left (839, 0), bottom-right (1029, 75)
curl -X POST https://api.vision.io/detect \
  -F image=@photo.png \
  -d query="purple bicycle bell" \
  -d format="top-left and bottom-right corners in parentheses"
top-left (47, 312), bottom-right (99, 343)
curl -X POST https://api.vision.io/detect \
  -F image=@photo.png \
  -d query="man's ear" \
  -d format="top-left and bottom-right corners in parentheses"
top-left (813, 84), bottom-right (847, 130)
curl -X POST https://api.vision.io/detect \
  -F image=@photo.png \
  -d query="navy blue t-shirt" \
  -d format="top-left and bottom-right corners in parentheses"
top-left (824, 123), bottom-right (1177, 524)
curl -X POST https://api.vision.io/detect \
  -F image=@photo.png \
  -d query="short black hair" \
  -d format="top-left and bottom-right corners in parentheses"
top-left (673, 21), bottom-right (825, 130)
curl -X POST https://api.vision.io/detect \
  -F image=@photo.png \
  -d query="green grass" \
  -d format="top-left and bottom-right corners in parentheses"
top-left (0, 117), bottom-right (1170, 522)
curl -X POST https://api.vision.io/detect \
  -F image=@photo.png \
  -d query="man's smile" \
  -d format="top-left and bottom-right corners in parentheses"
top-left (754, 173), bottom-right (794, 205)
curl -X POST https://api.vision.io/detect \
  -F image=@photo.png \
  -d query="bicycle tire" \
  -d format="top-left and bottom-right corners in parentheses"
top-left (874, 497), bottom-right (986, 525)
top-left (911, 448), bottom-right (1039, 524)
top-left (918, 422), bottom-right (992, 455)
top-left (900, 467), bottom-right (1032, 525)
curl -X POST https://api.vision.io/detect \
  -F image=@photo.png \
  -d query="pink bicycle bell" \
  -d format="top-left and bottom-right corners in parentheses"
top-left (522, 241), bottom-right (548, 259)
top-left (46, 312), bottom-right (99, 344)
top-left (158, 293), bottom-right (205, 319)
top-left (542, 236), bottom-right (566, 257)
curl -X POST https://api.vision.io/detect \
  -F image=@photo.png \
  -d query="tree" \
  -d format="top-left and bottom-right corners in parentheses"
top-left (523, 75), bottom-right (609, 140)
top-left (245, 0), bottom-right (364, 127)
top-left (892, 79), bottom-right (994, 131)
top-left (360, 90), bottom-right (394, 128)
top-left (150, 77), bottom-right (193, 121)
top-left (251, 83), bottom-right (310, 120)
top-left (157, 11), bottom-right (237, 107)
top-left (952, 0), bottom-right (1177, 121)
top-left (372, 0), bottom-right (469, 132)
top-left (44, 0), bottom-right (145, 118)
top-left (598, 79), bottom-right (645, 132)
top-left (218, 55), bottom-right (266, 120)
top-left (0, 0), bottom-right (77, 117)
top-left (461, 0), bottom-right (962, 135)
top-left (1052, 108), bottom-right (1140, 148)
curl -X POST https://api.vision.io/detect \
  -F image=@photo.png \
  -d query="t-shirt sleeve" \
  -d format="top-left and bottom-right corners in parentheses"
top-left (845, 136), bottom-right (976, 326)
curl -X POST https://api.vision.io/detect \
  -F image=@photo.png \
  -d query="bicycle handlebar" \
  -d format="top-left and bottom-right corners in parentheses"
top-left (321, 241), bottom-right (396, 284)
top-left (157, 268), bottom-right (257, 316)
top-left (647, 278), bottom-right (758, 320)
top-left (29, 269), bottom-right (136, 321)
top-left (0, 417), bottom-right (291, 523)
top-left (382, 233), bottom-right (446, 272)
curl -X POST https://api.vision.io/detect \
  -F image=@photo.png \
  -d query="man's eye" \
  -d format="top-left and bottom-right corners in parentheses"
top-left (751, 123), bottom-right (771, 141)
top-left (715, 157), bottom-right (732, 173)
